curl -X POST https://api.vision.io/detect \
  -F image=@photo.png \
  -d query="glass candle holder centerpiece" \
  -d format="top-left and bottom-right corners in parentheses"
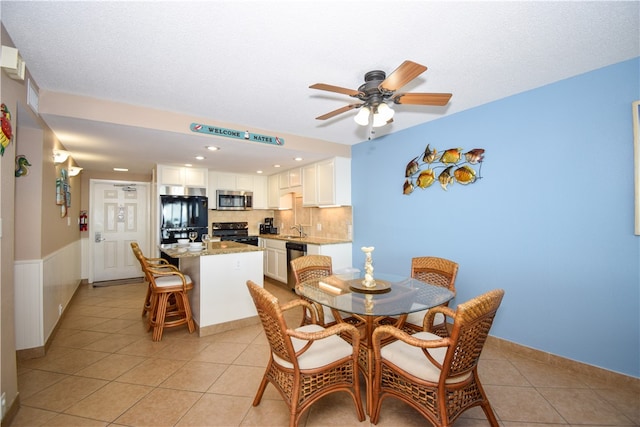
top-left (361, 246), bottom-right (376, 288)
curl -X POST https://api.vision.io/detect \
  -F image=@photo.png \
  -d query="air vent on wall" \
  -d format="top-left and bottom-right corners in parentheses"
top-left (0, 46), bottom-right (25, 81)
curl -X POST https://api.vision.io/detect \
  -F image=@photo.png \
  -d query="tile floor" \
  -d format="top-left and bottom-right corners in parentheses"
top-left (10, 278), bottom-right (639, 427)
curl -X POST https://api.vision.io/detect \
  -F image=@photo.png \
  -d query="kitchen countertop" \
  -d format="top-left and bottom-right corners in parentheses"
top-left (258, 234), bottom-right (352, 245)
top-left (160, 241), bottom-right (263, 258)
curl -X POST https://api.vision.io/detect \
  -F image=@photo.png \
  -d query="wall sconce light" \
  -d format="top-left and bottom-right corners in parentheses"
top-left (53, 149), bottom-right (71, 164)
top-left (68, 166), bottom-right (83, 176)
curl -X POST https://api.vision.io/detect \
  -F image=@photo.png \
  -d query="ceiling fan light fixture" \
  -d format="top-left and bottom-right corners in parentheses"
top-left (376, 102), bottom-right (394, 122)
top-left (354, 106), bottom-right (371, 126)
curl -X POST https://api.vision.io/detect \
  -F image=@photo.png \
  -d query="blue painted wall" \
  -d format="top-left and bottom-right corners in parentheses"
top-left (351, 58), bottom-right (640, 377)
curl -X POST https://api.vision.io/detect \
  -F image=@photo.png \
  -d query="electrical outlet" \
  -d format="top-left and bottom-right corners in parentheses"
top-left (58, 304), bottom-right (63, 316)
top-left (235, 259), bottom-right (241, 270)
top-left (316, 223), bottom-right (322, 231)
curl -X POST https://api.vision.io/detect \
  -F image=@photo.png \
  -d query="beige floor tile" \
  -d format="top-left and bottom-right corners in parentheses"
top-left (42, 413), bottom-right (109, 426)
top-left (47, 330), bottom-right (111, 350)
top-left (85, 318), bottom-right (141, 333)
top-left (191, 341), bottom-right (248, 364)
top-left (115, 387), bottom-right (202, 426)
top-left (178, 393), bottom-right (253, 426)
top-left (366, 397), bottom-right (425, 426)
top-left (305, 392), bottom-right (366, 427)
top-left (510, 357), bottom-right (589, 388)
top-left (20, 349), bottom-right (110, 375)
top-left (538, 387), bottom-right (635, 425)
top-left (202, 324), bottom-right (264, 345)
top-left (6, 405), bottom-right (58, 426)
top-left (484, 385), bottom-right (566, 424)
top-left (116, 337), bottom-right (171, 357)
top-left (115, 357), bottom-right (187, 386)
top-left (593, 387), bottom-right (640, 425)
top-left (478, 359), bottom-right (531, 387)
top-left (74, 353), bottom-right (146, 380)
top-left (58, 315), bottom-right (111, 331)
top-left (208, 365), bottom-right (267, 397)
top-left (81, 333), bottom-right (142, 353)
top-left (160, 361), bottom-right (228, 392)
top-left (21, 375), bottom-right (108, 412)
top-left (64, 381), bottom-right (152, 422)
top-left (153, 339), bottom-right (211, 361)
top-left (240, 397), bottom-right (300, 427)
top-left (17, 370), bottom-right (67, 399)
top-left (233, 344), bottom-right (270, 368)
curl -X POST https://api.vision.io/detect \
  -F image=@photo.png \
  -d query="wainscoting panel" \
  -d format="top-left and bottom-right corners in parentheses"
top-left (14, 240), bottom-right (82, 351)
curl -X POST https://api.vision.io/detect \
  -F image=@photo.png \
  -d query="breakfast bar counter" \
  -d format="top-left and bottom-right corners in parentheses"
top-left (159, 242), bottom-right (264, 337)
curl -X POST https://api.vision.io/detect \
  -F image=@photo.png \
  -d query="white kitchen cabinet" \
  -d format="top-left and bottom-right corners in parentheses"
top-left (268, 174), bottom-right (292, 210)
top-left (262, 238), bottom-right (288, 283)
top-left (279, 168), bottom-right (302, 189)
top-left (306, 243), bottom-right (353, 272)
top-left (302, 157), bottom-right (351, 207)
top-left (252, 175), bottom-right (268, 209)
top-left (158, 165), bottom-right (208, 190)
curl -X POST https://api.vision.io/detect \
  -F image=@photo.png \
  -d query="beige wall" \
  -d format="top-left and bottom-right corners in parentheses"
top-left (1, 24), bottom-right (22, 423)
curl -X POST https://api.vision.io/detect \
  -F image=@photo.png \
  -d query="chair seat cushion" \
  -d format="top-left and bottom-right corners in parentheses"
top-left (380, 331), bottom-right (470, 384)
top-left (405, 308), bottom-right (445, 327)
top-left (155, 274), bottom-right (193, 288)
top-left (273, 324), bottom-right (353, 370)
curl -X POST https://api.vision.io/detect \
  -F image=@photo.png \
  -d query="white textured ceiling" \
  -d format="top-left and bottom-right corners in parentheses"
top-left (1, 1), bottom-right (638, 175)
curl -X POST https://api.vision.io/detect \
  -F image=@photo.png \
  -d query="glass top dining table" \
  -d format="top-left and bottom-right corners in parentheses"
top-left (297, 270), bottom-right (455, 414)
top-left (296, 271), bottom-right (454, 317)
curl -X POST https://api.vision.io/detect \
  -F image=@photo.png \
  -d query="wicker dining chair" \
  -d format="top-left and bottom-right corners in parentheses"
top-left (370, 289), bottom-right (505, 426)
top-left (133, 245), bottom-right (195, 341)
top-left (246, 280), bottom-right (365, 427)
top-left (401, 256), bottom-right (459, 335)
top-left (290, 255), bottom-right (336, 326)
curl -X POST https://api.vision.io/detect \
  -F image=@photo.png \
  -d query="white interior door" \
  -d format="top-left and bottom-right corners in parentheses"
top-left (91, 181), bottom-right (149, 282)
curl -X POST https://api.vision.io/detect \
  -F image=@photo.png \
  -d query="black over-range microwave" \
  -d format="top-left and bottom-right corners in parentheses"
top-left (216, 190), bottom-right (253, 210)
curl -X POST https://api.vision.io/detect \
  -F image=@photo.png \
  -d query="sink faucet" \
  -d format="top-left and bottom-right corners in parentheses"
top-left (291, 224), bottom-right (306, 238)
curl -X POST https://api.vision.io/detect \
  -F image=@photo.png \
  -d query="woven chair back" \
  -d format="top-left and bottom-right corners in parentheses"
top-left (442, 289), bottom-right (504, 379)
top-left (246, 281), bottom-right (296, 365)
top-left (411, 256), bottom-right (458, 293)
top-left (291, 255), bottom-right (332, 284)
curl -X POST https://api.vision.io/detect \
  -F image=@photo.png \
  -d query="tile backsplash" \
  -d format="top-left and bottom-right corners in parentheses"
top-left (207, 194), bottom-right (352, 240)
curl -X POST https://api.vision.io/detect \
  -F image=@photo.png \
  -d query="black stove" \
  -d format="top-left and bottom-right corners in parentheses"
top-left (211, 222), bottom-right (259, 246)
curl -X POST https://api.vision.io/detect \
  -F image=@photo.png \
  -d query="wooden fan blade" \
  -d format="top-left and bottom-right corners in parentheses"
top-left (309, 83), bottom-right (361, 97)
top-left (379, 60), bottom-right (428, 93)
top-left (315, 103), bottom-right (361, 120)
top-left (393, 92), bottom-right (452, 106)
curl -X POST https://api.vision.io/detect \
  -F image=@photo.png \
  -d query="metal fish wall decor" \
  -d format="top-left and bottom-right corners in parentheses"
top-left (403, 145), bottom-right (485, 195)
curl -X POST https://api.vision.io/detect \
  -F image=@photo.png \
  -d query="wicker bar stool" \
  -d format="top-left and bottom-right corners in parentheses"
top-left (133, 245), bottom-right (195, 341)
top-left (130, 242), bottom-right (175, 317)
top-left (290, 255), bottom-right (335, 326)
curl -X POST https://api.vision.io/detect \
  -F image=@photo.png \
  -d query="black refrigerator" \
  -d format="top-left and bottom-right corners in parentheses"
top-left (160, 195), bottom-right (208, 265)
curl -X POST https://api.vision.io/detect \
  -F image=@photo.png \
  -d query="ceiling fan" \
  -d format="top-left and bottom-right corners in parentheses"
top-left (310, 60), bottom-right (452, 129)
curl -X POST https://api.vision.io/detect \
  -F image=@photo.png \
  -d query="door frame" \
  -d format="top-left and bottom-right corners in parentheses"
top-left (88, 179), bottom-right (151, 283)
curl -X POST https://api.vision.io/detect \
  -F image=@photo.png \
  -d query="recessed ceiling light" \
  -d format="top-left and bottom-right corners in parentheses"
top-left (294, 157), bottom-right (303, 161)
top-left (185, 163), bottom-right (193, 167)
top-left (206, 146), bottom-right (219, 151)
top-left (113, 167), bottom-right (128, 172)
top-left (195, 155), bottom-right (205, 160)
top-left (257, 170), bottom-right (263, 174)
top-left (274, 164), bottom-right (281, 168)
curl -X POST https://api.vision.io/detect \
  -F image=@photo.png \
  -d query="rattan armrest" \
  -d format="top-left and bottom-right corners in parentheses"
top-left (423, 305), bottom-right (455, 333)
top-left (373, 325), bottom-right (450, 350)
top-left (146, 257), bottom-right (171, 265)
top-left (281, 298), bottom-right (318, 324)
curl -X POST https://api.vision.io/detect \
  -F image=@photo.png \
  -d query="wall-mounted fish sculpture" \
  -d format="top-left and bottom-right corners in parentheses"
top-left (403, 143), bottom-right (484, 194)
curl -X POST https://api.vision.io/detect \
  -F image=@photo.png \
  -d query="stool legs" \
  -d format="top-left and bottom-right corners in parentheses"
top-left (148, 289), bottom-right (195, 341)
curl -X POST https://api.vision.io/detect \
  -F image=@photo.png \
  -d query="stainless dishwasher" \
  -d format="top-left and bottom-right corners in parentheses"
top-left (286, 241), bottom-right (307, 289)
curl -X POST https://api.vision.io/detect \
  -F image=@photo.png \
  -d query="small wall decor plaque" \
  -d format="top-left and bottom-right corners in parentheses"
top-left (403, 144), bottom-right (485, 195)
top-left (15, 155), bottom-right (31, 177)
top-left (1, 103), bottom-right (13, 156)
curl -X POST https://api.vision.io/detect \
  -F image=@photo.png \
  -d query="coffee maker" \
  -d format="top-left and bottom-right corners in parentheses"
top-left (260, 217), bottom-right (277, 234)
